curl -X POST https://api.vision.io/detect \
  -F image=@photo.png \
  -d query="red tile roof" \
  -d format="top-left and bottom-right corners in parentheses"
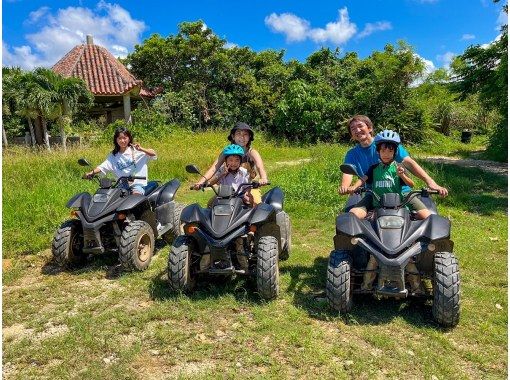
top-left (52, 43), bottom-right (143, 96)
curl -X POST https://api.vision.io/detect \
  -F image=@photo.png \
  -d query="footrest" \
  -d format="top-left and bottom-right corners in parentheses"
top-left (209, 266), bottom-right (235, 275)
top-left (376, 287), bottom-right (408, 298)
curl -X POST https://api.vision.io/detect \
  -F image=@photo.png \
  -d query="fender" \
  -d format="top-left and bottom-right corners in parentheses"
top-left (66, 192), bottom-right (91, 209)
top-left (261, 187), bottom-right (284, 211)
top-left (117, 194), bottom-right (149, 212)
top-left (156, 179), bottom-right (181, 206)
top-left (180, 203), bottom-right (208, 224)
top-left (249, 203), bottom-right (276, 225)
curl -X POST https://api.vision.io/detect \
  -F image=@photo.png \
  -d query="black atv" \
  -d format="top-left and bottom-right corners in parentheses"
top-left (327, 164), bottom-right (460, 327)
top-left (52, 158), bottom-right (184, 271)
top-left (167, 164), bottom-right (291, 300)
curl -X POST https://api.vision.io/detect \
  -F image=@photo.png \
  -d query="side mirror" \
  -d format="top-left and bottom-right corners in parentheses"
top-left (185, 164), bottom-right (201, 174)
top-left (340, 164), bottom-right (360, 177)
top-left (78, 158), bottom-right (91, 167)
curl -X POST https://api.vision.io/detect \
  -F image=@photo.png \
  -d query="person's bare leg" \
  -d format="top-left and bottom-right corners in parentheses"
top-left (415, 209), bottom-right (431, 220)
top-left (349, 207), bottom-right (367, 219)
top-left (361, 255), bottom-right (378, 290)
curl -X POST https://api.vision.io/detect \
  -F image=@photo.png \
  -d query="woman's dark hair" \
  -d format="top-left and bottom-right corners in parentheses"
top-left (112, 126), bottom-right (133, 155)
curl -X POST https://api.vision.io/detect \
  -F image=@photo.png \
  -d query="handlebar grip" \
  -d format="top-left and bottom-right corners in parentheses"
top-left (131, 176), bottom-right (147, 180)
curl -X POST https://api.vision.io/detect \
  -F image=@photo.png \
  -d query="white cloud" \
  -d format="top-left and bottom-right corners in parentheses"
top-left (26, 6), bottom-right (50, 24)
top-left (224, 42), bottom-right (238, 49)
top-left (358, 21), bottom-right (392, 39)
top-left (265, 7), bottom-right (357, 45)
top-left (461, 33), bottom-right (475, 40)
top-left (265, 13), bottom-right (310, 42)
top-left (436, 51), bottom-right (456, 69)
top-left (310, 8), bottom-right (357, 44)
top-left (410, 53), bottom-right (436, 87)
top-left (3, 1), bottom-right (146, 70)
top-left (496, 8), bottom-right (507, 30)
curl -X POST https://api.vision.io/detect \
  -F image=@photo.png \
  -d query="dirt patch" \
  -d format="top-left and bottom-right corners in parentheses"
top-left (423, 156), bottom-right (507, 175)
top-left (3, 323), bottom-right (34, 342)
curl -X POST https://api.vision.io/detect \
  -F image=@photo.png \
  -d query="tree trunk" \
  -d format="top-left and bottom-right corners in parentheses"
top-left (61, 100), bottom-right (70, 152)
top-left (42, 118), bottom-right (51, 151)
top-left (27, 118), bottom-right (36, 147)
top-left (2, 126), bottom-right (8, 147)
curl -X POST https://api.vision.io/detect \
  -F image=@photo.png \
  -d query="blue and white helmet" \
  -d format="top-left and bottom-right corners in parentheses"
top-left (374, 129), bottom-right (401, 147)
top-left (222, 144), bottom-right (244, 158)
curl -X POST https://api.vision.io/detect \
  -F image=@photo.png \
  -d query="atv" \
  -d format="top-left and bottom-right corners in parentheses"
top-left (326, 164), bottom-right (460, 327)
top-left (167, 164), bottom-right (291, 300)
top-left (52, 158), bottom-right (184, 271)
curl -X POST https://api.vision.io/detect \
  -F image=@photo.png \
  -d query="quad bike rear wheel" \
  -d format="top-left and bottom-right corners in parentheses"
top-left (168, 235), bottom-right (197, 292)
top-left (52, 219), bottom-right (87, 268)
top-left (432, 252), bottom-right (460, 327)
top-left (326, 250), bottom-right (353, 313)
top-left (119, 220), bottom-right (155, 271)
top-left (256, 235), bottom-right (279, 300)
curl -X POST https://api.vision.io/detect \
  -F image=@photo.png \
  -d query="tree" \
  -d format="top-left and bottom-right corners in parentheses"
top-left (451, 2), bottom-right (507, 160)
top-left (31, 68), bottom-right (93, 151)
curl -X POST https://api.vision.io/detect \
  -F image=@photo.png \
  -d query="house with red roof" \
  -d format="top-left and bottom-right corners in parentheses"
top-left (52, 35), bottom-right (157, 123)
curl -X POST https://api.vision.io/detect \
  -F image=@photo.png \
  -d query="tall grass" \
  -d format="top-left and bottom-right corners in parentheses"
top-left (3, 129), bottom-right (507, 378)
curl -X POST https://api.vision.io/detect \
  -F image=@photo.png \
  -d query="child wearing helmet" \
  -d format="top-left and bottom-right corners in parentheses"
top-left (349, 129), bottom-right (431, 220)
top-left (349, 129), bottom-right (431, 294)
top-left (209, 144), bottom-right (250, 192)
top-left (193, 122), bottom-right (268, 204)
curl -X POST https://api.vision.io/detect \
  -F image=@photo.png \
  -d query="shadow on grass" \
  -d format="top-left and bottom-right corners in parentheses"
top-left (281, 256), bottom-right (445, 329)
top-left (416, 160), bottom-right (507, 216)
top-left (148, 268), bottom-right (265, 305)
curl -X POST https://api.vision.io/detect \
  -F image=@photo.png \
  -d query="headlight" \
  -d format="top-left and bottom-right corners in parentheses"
top-left (92, 193), bottom-right (108, 203)
top-left (213, 204), bottom-right (232, 216)
top-left (378, 216), bottom-right (404, 229)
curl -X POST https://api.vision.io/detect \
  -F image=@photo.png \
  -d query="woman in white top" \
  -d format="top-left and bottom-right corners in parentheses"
top-left (85, 127), bottom-right (157, 195)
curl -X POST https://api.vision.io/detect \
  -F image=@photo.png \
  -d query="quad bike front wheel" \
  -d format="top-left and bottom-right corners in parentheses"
top-left (119, 220), bottom-right (155, 271)
top-left (167, 235), bottom-right (197, 292)
top-left (432, 252), bottom-right (460, 327)
top-left (326, 250), bottom-right (353, 313)
top-left (52, 219), bottom-right (87, 268)
top-left (256, 235), bottom-right (279, 300)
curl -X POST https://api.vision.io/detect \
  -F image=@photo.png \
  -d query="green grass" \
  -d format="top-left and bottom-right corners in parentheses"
top-left (2, 130), bottom-right (507, 379)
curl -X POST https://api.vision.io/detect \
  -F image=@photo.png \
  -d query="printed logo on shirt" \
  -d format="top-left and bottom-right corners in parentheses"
top-left (375, 173), bottom-right (395, 189)
top-left (116, 160), bottom-right (135, 171)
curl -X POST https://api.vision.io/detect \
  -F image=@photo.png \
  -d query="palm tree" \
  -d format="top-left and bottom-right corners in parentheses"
top-left (32, 68), bottom-right (93, 151)
top-left (3, 68), bottom-right (42, 147)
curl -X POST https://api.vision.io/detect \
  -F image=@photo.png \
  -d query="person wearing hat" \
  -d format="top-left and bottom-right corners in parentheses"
top-left (193, 122), bottom-right (268, 205)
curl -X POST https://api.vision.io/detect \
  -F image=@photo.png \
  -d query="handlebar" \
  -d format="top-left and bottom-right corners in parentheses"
top-left (190, 181), bottom-right (270, 196)
top-left (354, 187), bottom-right (439, 208)
top-left (82, 174), bottom-right (147, 187)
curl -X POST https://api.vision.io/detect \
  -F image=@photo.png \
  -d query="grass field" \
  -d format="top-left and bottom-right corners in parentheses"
top-left (2, 130), bottom-right (507, 379)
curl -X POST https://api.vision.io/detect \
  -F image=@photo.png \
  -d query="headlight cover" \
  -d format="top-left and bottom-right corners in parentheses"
top-left (213, 204), bottom-right (232, 216)
top-left (92, 193), bottom-right (109, 203)
top-left (378, 215), bottom-right (404, 229)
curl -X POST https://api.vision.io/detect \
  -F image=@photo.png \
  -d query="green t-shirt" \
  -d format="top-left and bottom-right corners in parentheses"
top-left (366, 162), bottom-right (404, 207)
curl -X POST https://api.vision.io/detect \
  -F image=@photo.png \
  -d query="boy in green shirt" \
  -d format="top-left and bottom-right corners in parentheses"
top-left (349, 130), bottom-right (431, 293)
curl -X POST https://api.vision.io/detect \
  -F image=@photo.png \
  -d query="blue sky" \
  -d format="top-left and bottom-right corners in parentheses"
top-left (2, 0), bottom-right (506, 72)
